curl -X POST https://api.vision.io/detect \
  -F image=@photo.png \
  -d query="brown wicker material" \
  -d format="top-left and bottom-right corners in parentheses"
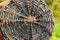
top-left (0, 0), bottom-right (54, 40)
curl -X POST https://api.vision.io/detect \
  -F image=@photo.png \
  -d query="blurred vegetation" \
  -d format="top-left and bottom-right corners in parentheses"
top-left (0, 0), bottom-right (6, 3)
top-left (44, 0), bottom-right (60, 40)
top-left (44, 0), bottom-right (60, 23)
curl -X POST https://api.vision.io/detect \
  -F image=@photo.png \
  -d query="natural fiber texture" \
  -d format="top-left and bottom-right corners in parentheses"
top-left (0, 0), bottom-right (54, 40)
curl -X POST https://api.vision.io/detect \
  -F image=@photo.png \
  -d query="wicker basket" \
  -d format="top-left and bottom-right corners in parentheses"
top-left (0, 0), bottom-right (54, 40)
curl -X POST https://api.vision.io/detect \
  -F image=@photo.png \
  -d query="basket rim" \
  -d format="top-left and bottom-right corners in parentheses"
top-left (0, 0), bottom-right (11, 6)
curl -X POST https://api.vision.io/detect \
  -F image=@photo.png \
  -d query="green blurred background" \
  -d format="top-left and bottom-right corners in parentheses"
top-left (44, 0), bottom-right (60, 40)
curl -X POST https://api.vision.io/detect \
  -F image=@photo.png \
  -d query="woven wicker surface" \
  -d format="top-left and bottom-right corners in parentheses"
top-left (0, 0), bottom-right (54, 40)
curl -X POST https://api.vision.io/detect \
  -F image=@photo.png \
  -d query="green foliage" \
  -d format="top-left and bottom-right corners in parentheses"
top-left (0, 0), bottom-right (6, 3)
top-left (44, 0), bottom-right (60, 40)
top-left (44, 0), bottom-right (53, 6)
top-left (54, 22), bottom-right (60, 37)
top-left (44, 0), bottom-right (60, 23)
top-left (50, 22), bottom-right (60, 40)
